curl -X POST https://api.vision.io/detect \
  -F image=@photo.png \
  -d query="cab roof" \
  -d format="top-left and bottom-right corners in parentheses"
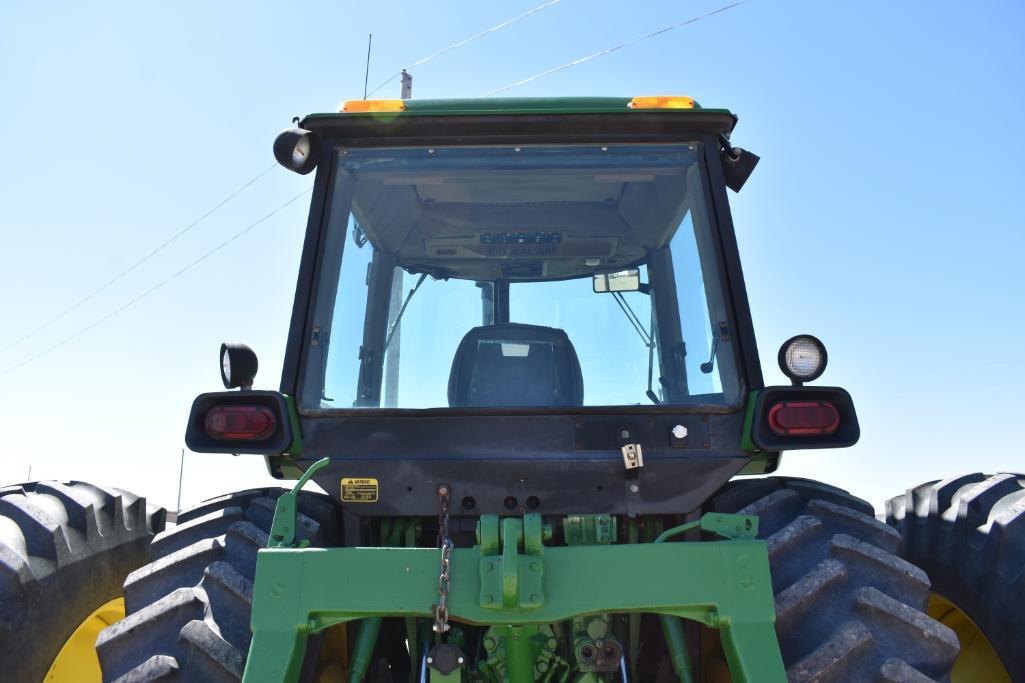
top-left (299, 97), bottom-right (738, 138)
top-left (313, 96), bottom-right (730, 116)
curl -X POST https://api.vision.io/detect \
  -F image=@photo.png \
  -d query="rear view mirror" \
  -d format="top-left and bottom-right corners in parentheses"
top-left (593, 269), bottom-right (640, 293)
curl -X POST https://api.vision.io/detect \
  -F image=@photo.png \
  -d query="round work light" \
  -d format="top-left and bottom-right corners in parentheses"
top-left (291, 135), bottom-right (312, 167)
top-left (273, 128), bottom-right (320, 175)
top-left (778, 334), bottom-right (828, 384)
top-left (220, 342), bottom-right (259, 389)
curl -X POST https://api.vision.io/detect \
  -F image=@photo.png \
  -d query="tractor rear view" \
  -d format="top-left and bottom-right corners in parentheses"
top-left (2, 96), bottom-right (1021, 682)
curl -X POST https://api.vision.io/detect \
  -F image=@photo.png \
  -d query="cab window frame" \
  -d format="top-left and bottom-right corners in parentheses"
top-left (295, 139), bottom-right (748, 416)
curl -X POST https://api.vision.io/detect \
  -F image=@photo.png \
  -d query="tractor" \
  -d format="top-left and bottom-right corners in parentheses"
top-left (1, 96), bottom-right (1021, 683)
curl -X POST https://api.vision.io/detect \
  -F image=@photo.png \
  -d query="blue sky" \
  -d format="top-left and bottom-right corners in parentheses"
top-left (1, 0), bottom-right (1022, 511)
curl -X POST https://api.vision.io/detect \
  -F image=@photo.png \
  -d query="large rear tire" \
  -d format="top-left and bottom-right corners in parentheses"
top-left (0, 481), bottom-right (164, 683)
top-left (886, 472), bottom-right (1024, 683)
top-left (709, 477), bottom-right (959, 682)
top-left (96, 488), bottom-right (342, 682)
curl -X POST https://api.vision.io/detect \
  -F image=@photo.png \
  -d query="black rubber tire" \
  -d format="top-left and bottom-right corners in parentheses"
top-left (0, 480), bottom-right (165, 683)
top-left (885, 472), bottom-right (1025, 682)
top-left (709, 477), bottom-right (959, 682)
top-left (96, 488), bottom-right (342, 682)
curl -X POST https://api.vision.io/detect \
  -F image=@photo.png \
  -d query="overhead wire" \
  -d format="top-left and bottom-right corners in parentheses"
top-left (0, 163), bottom-right (279, 354)
top-left (1, 3), bottom-right (568, 373)
top-left (0, 188), bottom-right (311, 377)
top-left (484, 0), bottom-right (751, 96)
top-left (365, 0), bottom-right (562, 98)
top-left (3, 0), bottom-right (758, 376)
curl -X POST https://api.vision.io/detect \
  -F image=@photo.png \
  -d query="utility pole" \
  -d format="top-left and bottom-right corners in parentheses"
top-left (400, 69), bottom-right (412, 99)
top-left (383, 70), bottom-right (412, 407)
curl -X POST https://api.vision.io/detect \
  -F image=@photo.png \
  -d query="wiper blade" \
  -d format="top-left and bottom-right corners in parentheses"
top-left (383, 272), bottom-right (428, 351)
top-left (610, 291), bottom-right (661, 404)
top-left (611, 292), bottom-right (652, 346)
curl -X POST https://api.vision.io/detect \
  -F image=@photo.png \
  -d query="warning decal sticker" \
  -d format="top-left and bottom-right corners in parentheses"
top-left (341, 477), bottom-right (379, 503)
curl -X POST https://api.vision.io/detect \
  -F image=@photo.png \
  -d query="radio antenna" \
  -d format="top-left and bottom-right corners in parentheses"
top-left (363, 34), bottom-right (373, 99)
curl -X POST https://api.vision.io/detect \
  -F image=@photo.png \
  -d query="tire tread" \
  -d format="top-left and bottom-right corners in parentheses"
top-left (886, 472), bottom-right (1025, 681)
top-left (98, 487), bottom-right (340, 683)
top-left (0, 481), bottom-right (163, 682)
top-left (713, 477), bottom-right (957, 682)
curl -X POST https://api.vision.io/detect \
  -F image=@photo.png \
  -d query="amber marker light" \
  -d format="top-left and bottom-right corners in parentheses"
top-left (341, 99), bottom-right (408, 113)
top-left (627, 96), bottom-right (696, 109)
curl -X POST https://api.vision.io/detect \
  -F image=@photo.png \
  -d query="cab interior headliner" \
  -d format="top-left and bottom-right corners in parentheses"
top-left (344, 148), bottom-right (700, 281)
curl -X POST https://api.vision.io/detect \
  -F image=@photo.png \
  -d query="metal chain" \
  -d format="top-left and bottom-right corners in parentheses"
top-left (433, 484), bottom-right (453, 633)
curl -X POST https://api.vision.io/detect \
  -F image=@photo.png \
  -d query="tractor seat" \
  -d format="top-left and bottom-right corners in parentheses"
top-left (448, 323), bottom-right (584, 408)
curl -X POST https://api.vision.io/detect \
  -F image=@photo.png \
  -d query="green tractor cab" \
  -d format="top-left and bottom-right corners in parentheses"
top-left (7, 96), bottom-right (1019, 683)
top-left (168, 96), bottom-right (956, 683)
top-left (195, 96), bottom-right (857, 516)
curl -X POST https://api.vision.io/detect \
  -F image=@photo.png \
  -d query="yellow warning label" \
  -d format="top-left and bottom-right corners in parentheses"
top-left (341, 477), bottom-right (379, 503)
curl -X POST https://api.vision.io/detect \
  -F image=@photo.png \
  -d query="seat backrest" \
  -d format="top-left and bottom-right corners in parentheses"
top-left (448, 323), bottom-right (584, 408)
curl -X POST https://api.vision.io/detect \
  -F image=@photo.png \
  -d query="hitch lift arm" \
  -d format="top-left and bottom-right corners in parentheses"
top-left (244, 464), bottom-right (785, 683)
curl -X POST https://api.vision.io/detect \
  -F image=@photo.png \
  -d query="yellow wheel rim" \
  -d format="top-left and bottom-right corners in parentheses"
top-left (45, 596), bottom-right (125, 682)
top-left (929, 592), bottom-right (1010, 683)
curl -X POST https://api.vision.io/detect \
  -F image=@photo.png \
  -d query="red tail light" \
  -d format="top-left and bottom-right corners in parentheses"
top-left (205, 405), bottom-right (276, 440)
top-left (768, 401), bottom-right (840, 436)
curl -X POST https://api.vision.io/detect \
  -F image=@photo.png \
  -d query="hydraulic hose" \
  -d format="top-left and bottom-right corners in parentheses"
top-left (654, 522), bottom-right (698, 683)
top-left (348, 618), bottom-right (383, 683)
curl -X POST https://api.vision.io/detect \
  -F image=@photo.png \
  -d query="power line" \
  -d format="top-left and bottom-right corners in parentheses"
top-left (366, 0), bottom-right (562, 98)
top-left (1, 1), bottom-right (560, 372)
top-left (3, 0), bottom-right (747, 376)
top-left (0, 188), bottom-right (311, 377)
top-left (484, 0), bottom-right (751, 96)
top-left (0, 163), bottom-right (278, 355)
top-left (1, 2), bottom-right (563, 364)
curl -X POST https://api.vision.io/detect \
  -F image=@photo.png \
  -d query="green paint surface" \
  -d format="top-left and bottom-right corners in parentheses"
top-left (303, 96), bottom-right (734, 120)
top-left (242, 539), bottom-right (784, 682)
top-left (738, 389), bottom-right (782, 474)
